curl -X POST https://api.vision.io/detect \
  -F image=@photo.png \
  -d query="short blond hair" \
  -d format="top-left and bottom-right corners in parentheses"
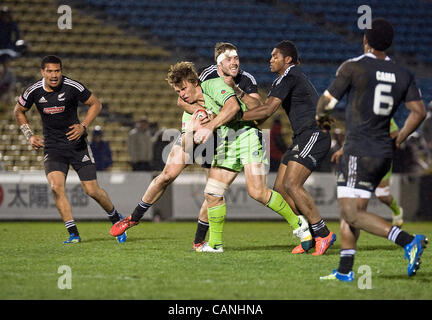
top-left (166, 61), bottom-right (199, 87)
top-left (214, 42), bottom-right (238, 62)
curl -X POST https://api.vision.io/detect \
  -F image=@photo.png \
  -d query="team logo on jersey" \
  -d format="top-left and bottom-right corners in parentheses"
top-left (39, 96), bottom-right (48, 103)
top-left (43, 106), bottom-right (65, 114)
top-left (58, 92), bottom-right (65, 101)
top-left (221, 90), bottom-right (226, 94)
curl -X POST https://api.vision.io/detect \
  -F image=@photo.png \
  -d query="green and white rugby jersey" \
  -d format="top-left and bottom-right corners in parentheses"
top-left (181, 77), bottom-right (255, 134)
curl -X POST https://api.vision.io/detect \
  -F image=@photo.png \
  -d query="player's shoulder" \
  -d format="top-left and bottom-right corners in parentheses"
top-left (271, 65), bottom-right (296, 87)
top-left (22, 78), bottom-right (43, 98)
top-left (202, 76), bottom-right (225, 86)
top-left (385, 60), bottom-right (414, 79)
top-left (199, 64), bottom-right (218, 82)
top-left (335, 54), bottom-right (368, 76)
top-left (62, 76), bottom-right (87, 92)
top-left (237, 69), bottom-right (257, 85)
top-left (202, 77), bottom-right (233, 92)
top-left (202, 78), bottom-right (235, 104)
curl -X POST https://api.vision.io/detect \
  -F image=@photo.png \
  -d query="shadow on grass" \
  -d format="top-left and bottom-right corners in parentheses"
top-left (378, 272), bottom-right (432, 282)
top-left (227, 244), bottom-right (340, 255)
top-left (228, 244), bottom-right (289, 251)
top-left (355, 245), bottom-right (401, 251)
top-left (228, 242), bottom-right (401, 255)
top-left (82, 236), bottom-right (173, 243)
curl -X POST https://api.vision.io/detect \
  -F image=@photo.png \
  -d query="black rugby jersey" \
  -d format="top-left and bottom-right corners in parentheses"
top-left (18, 76), bottom-right (92, 149)
top-left (327, 53), bottom-right (422, 158)
top-left (268, 65), bottom-right (319, 136)
top-left (198, 64), bottom-right (258, 94)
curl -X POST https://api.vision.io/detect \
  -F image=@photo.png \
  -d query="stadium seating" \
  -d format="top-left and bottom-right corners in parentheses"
top-left (83, 0), bottom-right (431, 103)
top-left (1, 0), bottom-right (431, 172)
top-left (0, 0), bottom-right (178, 172)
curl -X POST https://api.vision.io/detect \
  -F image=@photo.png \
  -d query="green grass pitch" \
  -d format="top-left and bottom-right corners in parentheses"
top-left (0, 221), bottom-right (430, 300)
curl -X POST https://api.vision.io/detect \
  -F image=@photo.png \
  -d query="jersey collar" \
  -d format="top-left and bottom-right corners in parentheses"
top-left (42, 76), bottom-right (64, 92)
top-left (275, 64), bottom-right (295, 86)
top-left (365, 52), bottom-right (391, 61)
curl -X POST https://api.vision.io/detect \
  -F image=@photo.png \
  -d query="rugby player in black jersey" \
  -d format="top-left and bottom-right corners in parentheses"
top-left (232, 40), bottom-right (336, 255)
top-left (317, 19), bottom-right (427, 281)
top-left (14, 55), bottom-right (126, 244)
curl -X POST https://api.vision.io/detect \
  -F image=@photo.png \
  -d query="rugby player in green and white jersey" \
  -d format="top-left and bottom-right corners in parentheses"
top-left (111, 61), bottom-right (312, 252)
top-left (178, 43), bottom-right (263, 251)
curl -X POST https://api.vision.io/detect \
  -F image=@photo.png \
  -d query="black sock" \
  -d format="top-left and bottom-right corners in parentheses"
top-left (65, 220), bottom-right (79, 236)
top-left (107, 207), bottom-right (121, 224)
top-left (311, 219), bottom-right (330, 238)
top-left (131, 201), bottom-right (152, 222)
top-left (387, 226), bottom-right (414, 247)
top-left (194, 219), bottom-right (209, 244)
top-left (338, 249), bottom-right (356, 274)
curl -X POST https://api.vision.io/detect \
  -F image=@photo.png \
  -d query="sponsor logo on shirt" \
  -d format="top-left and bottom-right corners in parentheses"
top-left (43, 106), bottom-right (65, 114)
top-left (221, 90), bottom-right (226, 94)
top-left (39, 96), bottom-right (48, 103)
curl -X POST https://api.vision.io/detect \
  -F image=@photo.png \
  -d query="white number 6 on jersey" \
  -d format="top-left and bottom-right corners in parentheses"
top-left (373, 83), bottom-right (394, 115)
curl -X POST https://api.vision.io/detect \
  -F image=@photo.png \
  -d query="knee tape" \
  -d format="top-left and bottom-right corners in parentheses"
top-left (375, 186), bottom-right (390, 197)
top-left (204, 178), bottom-right (229, 198)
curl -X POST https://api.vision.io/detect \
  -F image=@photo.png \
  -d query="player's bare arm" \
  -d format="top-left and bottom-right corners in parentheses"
top-left (223, 76), bottom-right (262, 110)
top-left (177, 96), bottom-right (214, 125)
top-left (241, 96), bottom-right (281, 121)
top-left (390, 130), bottom-right (399, 140)
top-left (194, 95), bottom-right (241, 144)
top-left (331, 146), bottom-right (344, 164)
top-left (14, 103), bottom-right (44, 150)
top-left (316, 90), bottom-right (338, 121)
top-left (177, 96), bottom-right (201, 114)
top-left (395, 100), bottom-right (426, 148)
top-left (315, 90), bottom-right (338, 132)
top-left (66, 93), bottom-right (101, 141)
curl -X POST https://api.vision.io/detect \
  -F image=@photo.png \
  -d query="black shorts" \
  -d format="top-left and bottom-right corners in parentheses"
top-left (336, 153), bottom-right (392, 198)
top-left (43, 142), bottom-right (97, 181)
top-left (281, 129), bottom-right (331, 171)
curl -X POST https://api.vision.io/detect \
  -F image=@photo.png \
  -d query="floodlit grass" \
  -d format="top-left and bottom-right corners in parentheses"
top-left (0, 221), bottom-right (431, 300)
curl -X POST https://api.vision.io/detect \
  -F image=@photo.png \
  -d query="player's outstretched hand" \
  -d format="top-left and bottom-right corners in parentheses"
top-left (29, 135), bottom-right (44, 151)
top-left (66, 123), bottom-right (85, 141)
